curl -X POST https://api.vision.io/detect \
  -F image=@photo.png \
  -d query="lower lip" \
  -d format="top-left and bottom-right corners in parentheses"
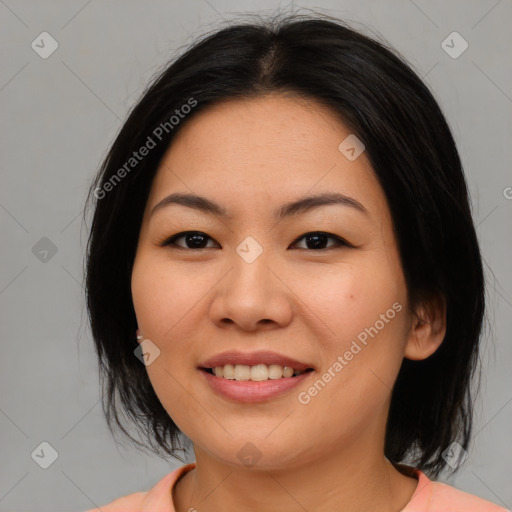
top-left (199, 369), bottom-right (314, 403)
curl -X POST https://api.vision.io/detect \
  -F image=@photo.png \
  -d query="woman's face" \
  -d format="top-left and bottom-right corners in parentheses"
top-left (131, 94), bottom-right (415, 469)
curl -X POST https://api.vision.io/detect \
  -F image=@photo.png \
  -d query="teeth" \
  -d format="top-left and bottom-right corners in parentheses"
top-left (234, 365), bottom-right (251, 381)
top-left (250, 364), bottom-right (268, 381)
top-left (210, 364), bottom-right (308, 381)
top-left (268, 364), bottom-right (284, 379)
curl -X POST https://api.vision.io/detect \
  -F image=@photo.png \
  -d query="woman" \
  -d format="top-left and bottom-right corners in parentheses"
top-left (83, 12), bottom-right (507, 512)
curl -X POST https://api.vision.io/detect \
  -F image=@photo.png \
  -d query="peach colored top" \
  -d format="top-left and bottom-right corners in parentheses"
top-left (85, 463), bottom-right (509, 511)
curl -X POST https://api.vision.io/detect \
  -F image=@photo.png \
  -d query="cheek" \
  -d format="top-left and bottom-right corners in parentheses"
top-left (131, 255), bottom-right (199, 339)
top-left (293, 262), bottom-right (407, 395)
top-left (322, 303), bottom-right (407, 412)
top-left (291, 260), bottom-right (403, 342)
top-left (131, 257), bottom-right (204, 431)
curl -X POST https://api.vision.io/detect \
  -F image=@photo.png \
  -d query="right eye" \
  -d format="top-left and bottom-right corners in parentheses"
top-left (159, 231), bottom-right (220, 250)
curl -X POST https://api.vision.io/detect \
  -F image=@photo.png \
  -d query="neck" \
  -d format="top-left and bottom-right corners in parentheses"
top-left (172, 439), bottom-right (418, 512)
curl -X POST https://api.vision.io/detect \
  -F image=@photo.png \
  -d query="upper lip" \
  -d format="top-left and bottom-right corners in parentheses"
top-left (199, 351), bottom-right (314, 371)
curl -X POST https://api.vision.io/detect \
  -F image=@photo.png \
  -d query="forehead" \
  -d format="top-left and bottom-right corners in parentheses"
top-left (145, 94), bottom-right (387, 223)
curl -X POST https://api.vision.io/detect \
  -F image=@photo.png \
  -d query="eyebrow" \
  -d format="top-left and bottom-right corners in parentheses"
top-left (150, 191), bottom-right (368, 220)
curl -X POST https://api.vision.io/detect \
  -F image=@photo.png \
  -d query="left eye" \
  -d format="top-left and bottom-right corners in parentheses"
top-left (291, 231), bottom-right (350, 250)
top-left (160, 231), bottom-right (352, 251)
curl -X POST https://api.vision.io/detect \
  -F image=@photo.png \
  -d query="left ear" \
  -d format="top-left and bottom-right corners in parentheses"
top-left (404, 292), bottom-right (447, 361)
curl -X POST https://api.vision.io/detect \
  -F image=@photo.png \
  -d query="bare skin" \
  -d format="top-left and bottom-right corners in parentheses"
top-left (130, 93), bottom-right (446, 512)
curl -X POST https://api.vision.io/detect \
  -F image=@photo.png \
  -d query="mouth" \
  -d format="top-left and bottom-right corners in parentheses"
top-left (199, 364), bottom-right (315, 403)
top-left (200, 364), bottom-right (315, 381)
top-left (198, 350), bottom-right (315, 382)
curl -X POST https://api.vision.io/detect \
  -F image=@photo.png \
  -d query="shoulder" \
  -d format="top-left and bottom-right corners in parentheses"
top-left (403, 467), bottom-right (509, 512)
top-left (84, 491), bottom-right (147, 511)
top-left (428, 479), bottom-right (509, 511)
top-left (82, 463), bottom-right (196, 512)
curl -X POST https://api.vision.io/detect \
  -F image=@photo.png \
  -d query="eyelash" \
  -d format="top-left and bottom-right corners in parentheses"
top-left (158, 231), bottom-right (354, 251)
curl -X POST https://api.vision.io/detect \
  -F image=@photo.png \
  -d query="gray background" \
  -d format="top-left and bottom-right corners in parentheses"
top-left (1, 1), bottom-right (511, 511)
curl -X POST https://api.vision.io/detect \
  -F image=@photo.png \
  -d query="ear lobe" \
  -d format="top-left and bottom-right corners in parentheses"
top-left (136, 329), bottom-right (143, 343)
top-left (404, 293), bottom-right (447, 361)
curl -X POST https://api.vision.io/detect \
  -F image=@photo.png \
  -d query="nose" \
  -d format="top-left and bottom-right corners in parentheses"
top-left (209, 252), bottom-right (293, 332)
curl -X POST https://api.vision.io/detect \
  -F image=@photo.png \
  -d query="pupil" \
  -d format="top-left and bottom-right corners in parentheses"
top-left (187, 232), bottom-right (206, 248)
top-left (307, 233), bottom-right (326, 249)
